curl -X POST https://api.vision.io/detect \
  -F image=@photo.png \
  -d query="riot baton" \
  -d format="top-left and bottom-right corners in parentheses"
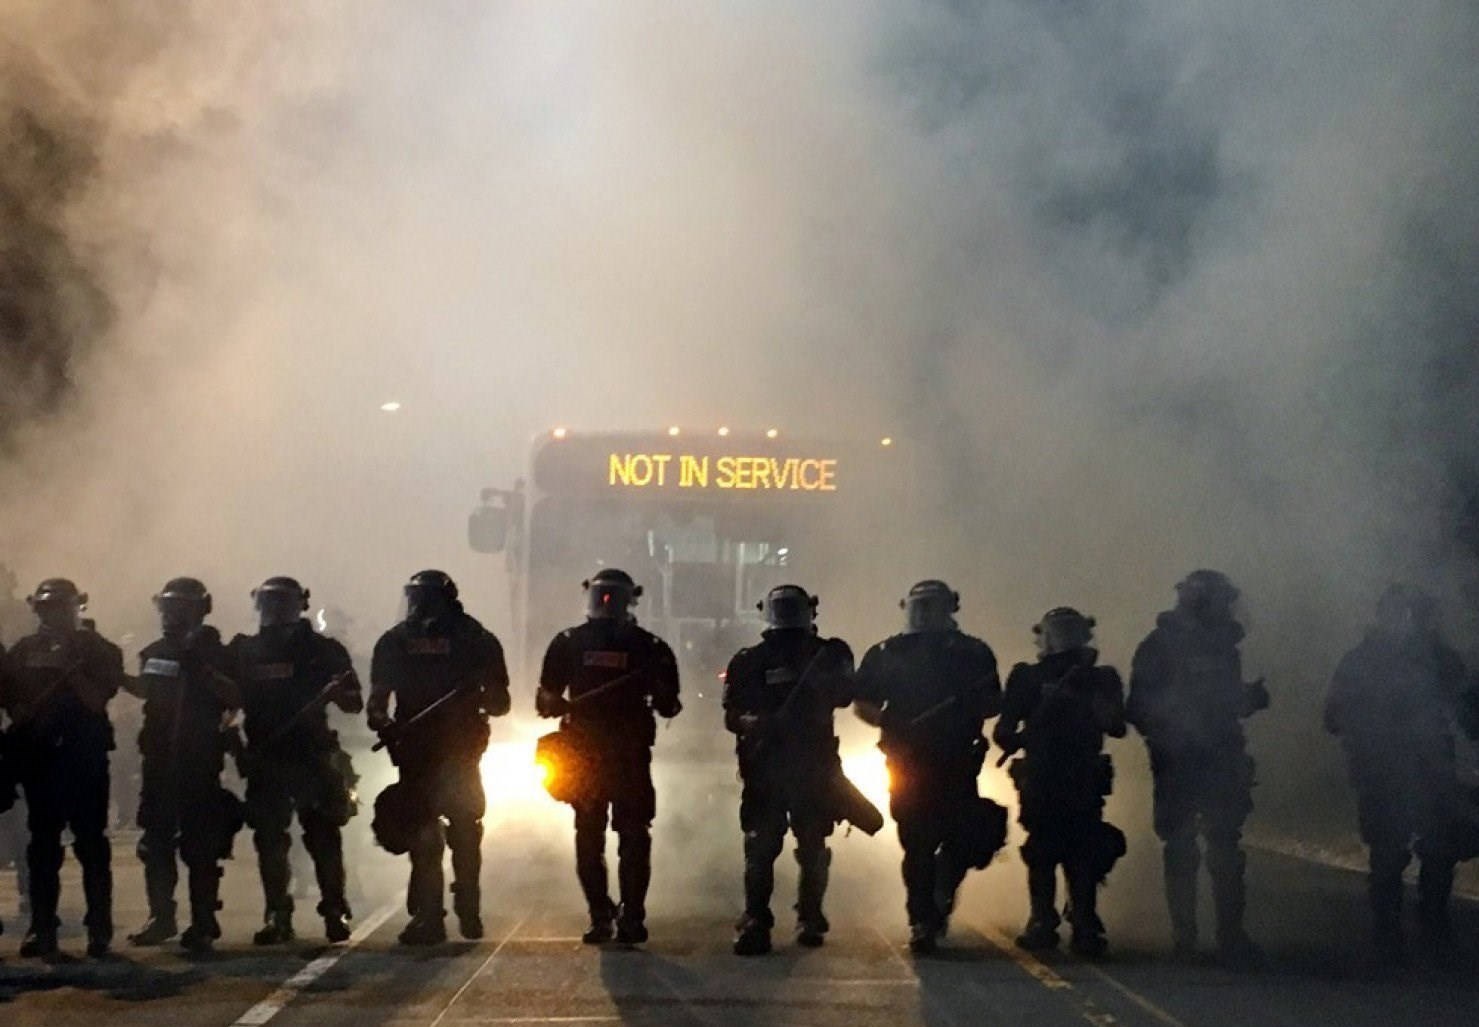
top-left (260, 671), bottom-right (354, 749)
top-left (371, 682), bottom-right (471, 752)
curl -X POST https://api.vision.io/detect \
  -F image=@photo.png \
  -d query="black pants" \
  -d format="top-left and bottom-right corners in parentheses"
top-left (891, 763), bottom-right (977, 932)
top-left (400, 754), bottom-right (486, 919)
top-left (740, 786), bottom-right (832, 928)
top-left (21, 747), bottom-right (112, 942)
top-left (1357, 783), bottom-right (1457, 940)
top-left (246, 757), bottom-right (350, 919)
top-left (1150, 746), bottom-right (1253, 944)
top-left (137, 761), bottom-right (227, 926)
top-left (573, 758), bottom-right (656, 923)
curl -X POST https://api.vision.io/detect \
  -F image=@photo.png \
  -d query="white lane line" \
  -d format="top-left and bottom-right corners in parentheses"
top-left (1079, 965), bottom-right (1192, 1027)
top-left (427, 913), bottom-right (532, 1027)
top-left (230, 895), bottom-right (404, 1027)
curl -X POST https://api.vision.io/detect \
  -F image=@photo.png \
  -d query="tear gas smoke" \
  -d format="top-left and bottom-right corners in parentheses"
top-left (1, 3), bottom-right (1477, 866)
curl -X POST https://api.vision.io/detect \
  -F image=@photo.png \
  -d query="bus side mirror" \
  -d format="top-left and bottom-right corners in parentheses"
top-left (468, 504), bottom-right (509, 554)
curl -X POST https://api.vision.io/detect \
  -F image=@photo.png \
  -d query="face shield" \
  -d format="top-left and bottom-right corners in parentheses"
top-left (1034, 610), bottom-right (1094, 656)
top-left (761, 587), bottom-right (816, 631)
top-left (586, 580), bottom-right (638, 621)
top-left (157, 596), bottom-right (206, 638)
top-left (256, 590), bottom-right (304, 630)
top-left (903, 591), bottom-right (957, 633)
top-left (405, 584), bottom-right (451, 624)
top-left (32, 595), bottom-right (82, 632)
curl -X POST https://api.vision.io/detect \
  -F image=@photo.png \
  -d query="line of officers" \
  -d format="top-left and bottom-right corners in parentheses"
top-left (0, 567), bottom-right (1476, 967)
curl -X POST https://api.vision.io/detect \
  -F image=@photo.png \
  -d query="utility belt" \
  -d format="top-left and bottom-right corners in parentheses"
top-left (1008, 752), bottom-right (1114, 798)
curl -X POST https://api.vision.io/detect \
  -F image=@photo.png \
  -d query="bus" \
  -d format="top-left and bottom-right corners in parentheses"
top-left (468, 427), bottom-right (910, 705)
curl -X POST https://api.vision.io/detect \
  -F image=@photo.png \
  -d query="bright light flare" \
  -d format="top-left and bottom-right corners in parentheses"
top-left (880, 436), bottom-right (893, 447)
top-left (552, 426), bottom-right (568, 439)
top-left (479, 739), bottom-right (552, 807)
top-left (717, 426), bottom-right (730, 437)
top-left (841, 747), bottom-right (891, 816)
top-left (667, 425), bottom-right (681, 437)
top-left (379, 401), bottom-right (401, 413)
top-left (765, 428), bottom-right (779, 439)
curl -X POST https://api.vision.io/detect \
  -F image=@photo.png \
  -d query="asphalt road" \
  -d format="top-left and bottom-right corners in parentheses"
top-left (1, 747), bottom-right (1477, 1027)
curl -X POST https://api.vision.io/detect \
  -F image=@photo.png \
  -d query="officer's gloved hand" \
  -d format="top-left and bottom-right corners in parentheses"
top-left (653, 695), bottom-right (682, 719)
top-left (1243, 678), bottom-right (1270, 716)
top-left (367, 707), bottom-right (392, 733)
top-left (535, 687), bottom-right (569, 718)
top-left (482, 687), bottom-right (512, 718)
top-left (736, 713), bottom-right (764, 735)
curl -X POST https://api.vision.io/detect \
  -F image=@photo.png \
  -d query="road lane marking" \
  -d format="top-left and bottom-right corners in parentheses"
top-left (428, 913), bottom-right (532, 1027)
top-left (974, 923), bottom-right (1187, 1027)
top-left (1079, 965), bottom-right (1191, 1027)
top-left (229, 895), bottom-right (403, 1027)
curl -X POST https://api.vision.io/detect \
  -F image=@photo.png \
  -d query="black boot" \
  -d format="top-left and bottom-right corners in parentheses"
top-left (129, 913), bottom-right (179, 947)
top-left (582, 904), bottom-right (616, 945)
top-left (794, 846), bottom-right (831, 947)
top-left (733, 913), bottom-right (772, 956)
top-left (1066, 863), bottom-right (1107, 958)
top-left (132, 845), bottom-right (180, 946)
top-left (451, 881), bottom-right (483, 941)
top-left (1163, 838), bottom-right (1199, 956)
top-left (1417, 858), bottom-right (1456, 964)
top-left (398, 914), bottom-right (447, 946)
top-left (615, 829), bottom-right (650, 945)
top-left (1017, 864), bottom-right (1061, 951)
top-left (1208, 843), bottom-right (1260, 964)
top-left (253, 909), bottom-right (296, 945)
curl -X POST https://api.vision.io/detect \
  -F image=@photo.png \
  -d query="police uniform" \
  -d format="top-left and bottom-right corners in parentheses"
top-left (130, 627), bottom-right (241, 947)
top-left (0, 622), bottom-right (124, 955)
top-left (1128, 605), bottom-right (1263, 956)
top-left (230, 619), bottom-right (360, 937)
top-left (539, 617), bottom-right (680, 941)
top-left (995, 647), bottom-right (1126, 954)
top-left (724, 629), bottom-right (854, 949)
top-left (1325, 609), bottom-right (1471, 957)
top-left (854, 628), bottom-right (1000, 946)
top-left (369, 607), bottom-right (509, 937)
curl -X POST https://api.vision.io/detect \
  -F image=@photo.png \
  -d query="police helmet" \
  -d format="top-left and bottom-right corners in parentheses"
top-left (154, 576), bottom-right (213, 616)
top-left (584, 568), bottom-right (641, 620)
top-left (28, 577), bottom-right (86, 609)
top-left (758, 584), bottom-right (817, 630)
top-left (1174, 569), bottom-right (1239, 609)
top-left (251, 576), bottom-right (310, 609)
top-left (1033, 606), bottom-right (1095, 655)
top-left (405, 569), bottom-right (458, 602)
top-left (901, 579), bottom-right (959, 632)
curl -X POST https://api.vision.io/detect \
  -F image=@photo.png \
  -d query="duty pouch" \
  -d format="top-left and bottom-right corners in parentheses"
top-left (312, 748), bottom-right (359, 826)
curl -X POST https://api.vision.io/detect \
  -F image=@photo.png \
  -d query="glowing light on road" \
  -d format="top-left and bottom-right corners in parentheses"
top-left (379, 401), bottom-right (401, 413)
top-left (880, 437), bottom-right (893, 447)
top-left (717, 426), bottom-right (730, 437)
top-left (668, 425), bottom-right (681, 437)
top-left (765, 428), bottom-right (779, 439)
top-left (552, 427), bottom-right (568, 439)
top-left (841, 747), bottom-right (891, 815)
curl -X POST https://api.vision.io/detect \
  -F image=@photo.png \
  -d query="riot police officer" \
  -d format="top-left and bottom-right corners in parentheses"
top-left (994, 608), bottom-right (1127, 957)
top-left (723, 585), bottom-right (854, 956)
top-left (854, 580), bottom-right (1002, 954)
top-left (1127, 569), bottom-right (1268, 961)
top-left (125, 578), bottom-right (242, 952)
top-left (536, 569), bottom-right (681, 945)
top-left (368, 570), bottom-right (510, 946)
top-left (1324, 585), bottom-right (1472, 963)
top-left (0, 579), bottom-right (124, 958)
top-left (230, 576), bottom-right (362, 945)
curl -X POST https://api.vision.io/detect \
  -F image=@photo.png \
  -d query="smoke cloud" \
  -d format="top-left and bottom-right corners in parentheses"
top-left (1, 2), bottom-right (1477, 826)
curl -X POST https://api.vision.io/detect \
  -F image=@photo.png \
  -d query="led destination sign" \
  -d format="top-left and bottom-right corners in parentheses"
top-left (608, 452), bottom-right (838, 492)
